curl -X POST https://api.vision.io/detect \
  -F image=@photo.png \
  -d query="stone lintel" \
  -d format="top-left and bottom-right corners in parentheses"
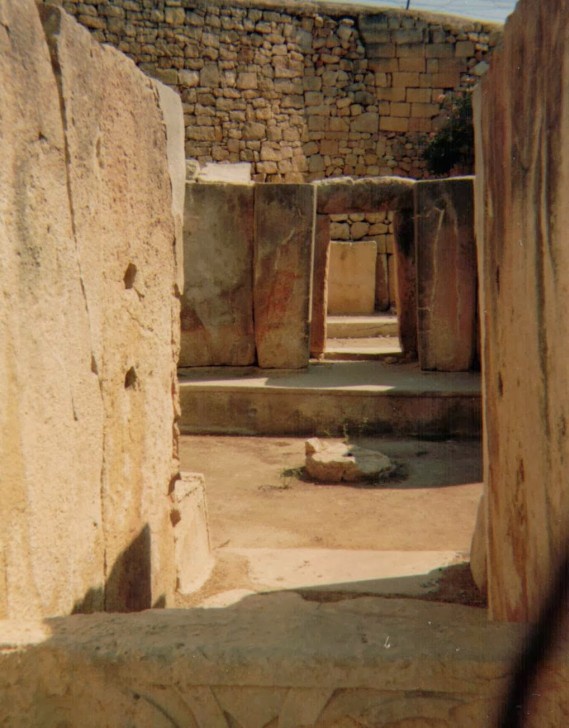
top-left (314, 176), bottom-right (415, 215)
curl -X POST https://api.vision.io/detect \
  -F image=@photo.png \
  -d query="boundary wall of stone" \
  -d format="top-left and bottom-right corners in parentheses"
top-left (43, 0), bottom-right (501, 182)
top-left (472, 0), bottom-right (569, 622)
top-left (0, 0), bottom-right (196, 619)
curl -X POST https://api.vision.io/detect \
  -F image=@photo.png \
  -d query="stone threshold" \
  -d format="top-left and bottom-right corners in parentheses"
top-left (327, 314), bottom-right (399, 339)
top-left (0, 593), bottom-right (537, 727)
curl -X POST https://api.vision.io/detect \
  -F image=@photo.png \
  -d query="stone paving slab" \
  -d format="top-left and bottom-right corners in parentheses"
top-left (221, 547), bottom-right (463, 595)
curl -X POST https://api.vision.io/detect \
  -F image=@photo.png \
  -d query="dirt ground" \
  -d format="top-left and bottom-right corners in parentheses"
top-left (179, 435), bottom-right (485, 607)
top-left (179, 435), bottom-right (483, 552)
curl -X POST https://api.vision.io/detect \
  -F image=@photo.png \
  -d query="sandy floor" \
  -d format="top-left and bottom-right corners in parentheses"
top-left (179, 435), bottom-right (483, 553)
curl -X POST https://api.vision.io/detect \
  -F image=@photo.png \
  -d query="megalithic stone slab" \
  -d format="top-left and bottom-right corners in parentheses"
top-left (181, 182), bottom-right (256, 367)
top-left (254, 184), bottom-right (316, 369)
top-left (310, 215), bottom-right (331, 358)
top-left (327, 241), bottom-right (377, 315)
top-left (414, 178), bottom-right (477, 371)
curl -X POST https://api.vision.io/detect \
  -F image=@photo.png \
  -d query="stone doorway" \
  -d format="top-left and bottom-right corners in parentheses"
top-left (323, 209), bottom-right (401, 362)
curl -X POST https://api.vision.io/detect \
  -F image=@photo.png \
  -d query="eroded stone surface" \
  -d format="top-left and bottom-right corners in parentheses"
top-left (0, 1), bottom-right (182, 617)
top-left (415, 178), bottom-right (478, 372)
top-left (305, 438), bottom-right (392, 482)
top-left (474, 0), bottom-right (569, 621)
top-left (2, 594), bottom-right (563, 727)
top-left (181, 182), bottom-right (256, 366)
top-left (254, 184), bottom-right (315, 368)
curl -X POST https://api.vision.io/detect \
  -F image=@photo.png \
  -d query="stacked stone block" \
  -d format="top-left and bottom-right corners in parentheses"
top-left (52, 0), bottom-right (501, 182)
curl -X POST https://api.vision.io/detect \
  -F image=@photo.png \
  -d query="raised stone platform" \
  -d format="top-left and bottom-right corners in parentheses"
top-left (179, 361), bottom-right (481, 438)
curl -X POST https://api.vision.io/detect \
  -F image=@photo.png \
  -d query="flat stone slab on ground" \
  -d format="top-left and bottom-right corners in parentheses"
top-left (305, 438), bottom-right (392, 482)
top-left (218, 547), bottom-right (463, 596)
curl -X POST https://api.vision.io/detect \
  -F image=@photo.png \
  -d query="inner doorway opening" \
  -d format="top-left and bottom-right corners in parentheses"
top-left (325, 209), bottom-right (401, 361)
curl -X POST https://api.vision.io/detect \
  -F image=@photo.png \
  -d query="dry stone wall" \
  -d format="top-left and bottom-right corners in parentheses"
top-left (0, 0), bottom-right (184, 618)
top-left (48, 0), bottom-right (501, 182)
top-left (474, 0), bottom-right (569, 621)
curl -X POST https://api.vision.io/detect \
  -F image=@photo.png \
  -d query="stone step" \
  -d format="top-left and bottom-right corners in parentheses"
top-left (327, 314), bottom-right (399, 338)
top-left (324, 336), bottom-right (401, 361)
top-left (178, 360), bottom-right (481, 438)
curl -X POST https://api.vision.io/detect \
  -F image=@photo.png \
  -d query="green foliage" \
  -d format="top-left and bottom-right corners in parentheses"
top-left (423, 91), bottom-right (474, 176)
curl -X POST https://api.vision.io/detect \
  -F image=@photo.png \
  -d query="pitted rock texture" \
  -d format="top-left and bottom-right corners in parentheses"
top-left (0, 1), bottom-right (182, 618)
top-left (305, 438), bottom-right (392, 482)
top-left (474, 0), bottom-right (569, 621)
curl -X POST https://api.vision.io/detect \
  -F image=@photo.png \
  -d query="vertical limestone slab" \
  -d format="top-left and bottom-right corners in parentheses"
top-left (0, 0), bottom-right (105, 619)
top-left (32, 5), bottom-right (180, 613)
top-left (172, 473), bottom-right (214, 594)
top-left (475, 0), bottom-right (569, 622)
top-left (254, 184), bottom-right (316, 369)
top-left (327, 241), bottom-right (377, 315)
top-left (393, 205), bottom-right (417, 357)
top-left (180, 182), bottom-right (256, 367)
top-left (414, 178), bottom-right (478, 372)
top-left (310, 214), bottom-right (331, 358)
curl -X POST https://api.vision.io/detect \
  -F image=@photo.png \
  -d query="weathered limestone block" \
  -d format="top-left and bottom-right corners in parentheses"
top-left (171, 473), bottom-right (213, 594)
top-left (474, 0), bottom-right (569, 622)
top-left (254, 184), bottom-right (315, 369)
top-left (40, 5), bottom-right (182, 613)
top-left (181, 183), bottom-right (256, 367)
top-left (310, 215), bottom-right (331, 358)
top-left (415, 178), bottom-right (478, 372)
top-left (0, 0), bottom-right (105, 620)
top-left (315, 176), bottom-right (415, 215)
top-left (0, 1), bottom-right (183, 618)
top-left (327, 241), bottom-right (377, 315)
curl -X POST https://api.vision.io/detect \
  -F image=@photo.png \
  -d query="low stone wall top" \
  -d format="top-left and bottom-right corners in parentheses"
top-left (0, 595), bottom-right (547, 727)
